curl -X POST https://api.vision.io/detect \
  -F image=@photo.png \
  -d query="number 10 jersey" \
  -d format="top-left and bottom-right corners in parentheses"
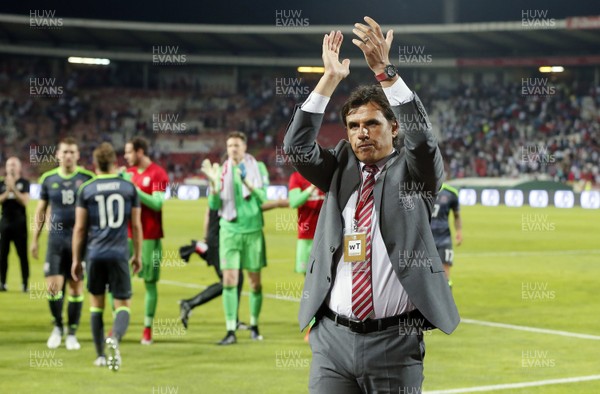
top-left (77, 174), bottom-right (140, 260)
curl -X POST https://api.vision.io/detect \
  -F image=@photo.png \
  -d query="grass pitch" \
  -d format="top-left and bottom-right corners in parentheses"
top-left (0, 199), bottom-right (599, 393)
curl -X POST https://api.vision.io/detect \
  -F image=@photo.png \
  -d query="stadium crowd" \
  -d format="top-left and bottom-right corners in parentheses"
top-left (1, 58), bottom-right (598, 187)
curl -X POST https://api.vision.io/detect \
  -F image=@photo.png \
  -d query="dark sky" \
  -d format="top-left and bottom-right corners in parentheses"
top-left (2, 0), bottom-right (598, 24)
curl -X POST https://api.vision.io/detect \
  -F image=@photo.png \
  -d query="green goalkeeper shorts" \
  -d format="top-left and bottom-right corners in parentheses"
top-left (219, 228), bottom-right (265, 272)
top-left (129, 239), bottom-right (161, 282)
top-left (295, 239), bottom-right (313, 274)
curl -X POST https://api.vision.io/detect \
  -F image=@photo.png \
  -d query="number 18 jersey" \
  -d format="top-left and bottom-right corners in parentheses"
top-left (39, 166), bottom-right (95, 235)
top-left (77, 174), bottom-right (140, 260)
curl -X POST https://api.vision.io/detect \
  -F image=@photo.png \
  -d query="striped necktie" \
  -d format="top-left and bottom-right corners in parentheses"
top-left (351, 164), bottom-right (378, 321)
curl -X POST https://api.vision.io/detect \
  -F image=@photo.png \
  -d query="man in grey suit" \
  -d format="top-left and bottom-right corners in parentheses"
top-left (283, 17), bottom-right (459, 393)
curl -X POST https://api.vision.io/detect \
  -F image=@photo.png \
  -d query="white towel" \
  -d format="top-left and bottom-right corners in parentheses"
top-left (219, 154), bottom-right (263, 221)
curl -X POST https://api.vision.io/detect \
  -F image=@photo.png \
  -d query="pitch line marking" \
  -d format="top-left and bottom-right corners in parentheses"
top-left (424, 374), bottom-right (600, 393)
top-left (160, 280), bottom-right (600, 341)
top-left (458, 249), bottom-right (600, 257)
top-left (161, 280), bottom-right (600, 390)
top-left (461, 318), bottom-right (600, 341)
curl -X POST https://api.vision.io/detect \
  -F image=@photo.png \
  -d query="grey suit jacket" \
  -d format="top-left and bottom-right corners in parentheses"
top-left (283, 93), bottom-right (460, 335)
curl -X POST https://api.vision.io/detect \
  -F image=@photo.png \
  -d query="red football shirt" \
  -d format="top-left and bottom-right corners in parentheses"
top-left (288, 172), bottom-right (325, 240)
top-left (127, 162), bottom-right (169, 240)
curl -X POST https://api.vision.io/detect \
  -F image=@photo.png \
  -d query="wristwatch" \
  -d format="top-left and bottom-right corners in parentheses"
top-left (375, 64), bottom-right (398, 82)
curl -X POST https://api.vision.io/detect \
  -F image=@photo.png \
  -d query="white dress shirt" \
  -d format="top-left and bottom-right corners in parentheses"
top-left (301, 77), bottom-right (415, 319)
top-left (301, 75), bottom-right (414, 113)
top-left (327, 158), bottom-right (414, 319)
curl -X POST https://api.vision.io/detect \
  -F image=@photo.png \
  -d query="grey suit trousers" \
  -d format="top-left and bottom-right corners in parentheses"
top-left (309, 317), bottom-right (426, 394)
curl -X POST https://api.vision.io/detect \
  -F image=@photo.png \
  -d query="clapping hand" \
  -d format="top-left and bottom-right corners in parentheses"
top-left (352, 16), bottom-right (394, 75)
top-left (312, 30), bottom-right (351, 97)
top-left (322, 30), bottom-right (350, 81)
top-left (238, 163), bottom-right (247, 180)
top-left (201, 159), bottom-right (220, 189)
top-left (4, 175), bottom-right (15, 191)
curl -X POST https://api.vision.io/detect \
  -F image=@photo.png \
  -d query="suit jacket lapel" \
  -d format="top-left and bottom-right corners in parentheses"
top-left (375, 153), bottom-right (401, 240)
top-left (373, 166), bottom-right (385, 218)
top-left (373, 154), bottom-right (398, 221)
top-left (338, 155), bottom-right (360, 212)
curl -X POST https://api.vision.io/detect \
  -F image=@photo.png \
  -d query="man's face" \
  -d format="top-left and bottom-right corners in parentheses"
top-left (226, 137), bottom-right (246, 163)
top-left (5, 158), bottom-right (20, 177)
top-left (56, 143), bottom-right (79, 170)
top-left (124, 143), bottom-right (140, 167)
top-left (346, 102), bottom-right (398, 164)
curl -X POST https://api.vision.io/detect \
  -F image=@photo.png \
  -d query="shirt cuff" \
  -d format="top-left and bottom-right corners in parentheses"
top-left (300, 91), bottom-right (330, 114)
top-left (383, 77), bottom-right (414, 106)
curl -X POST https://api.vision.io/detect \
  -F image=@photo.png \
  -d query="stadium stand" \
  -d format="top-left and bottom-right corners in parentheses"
top-left (1, 57), bottom-right (598, 188)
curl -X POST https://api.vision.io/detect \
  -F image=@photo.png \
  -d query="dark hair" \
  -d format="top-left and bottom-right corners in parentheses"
top-left (340, 85), bottom-right (397, 128)
top-left (93, 142), bottom-right (116, 172)
top-left (128, 136), bottom-right (149, 155)
top-left (226, 131), bottom-right (247, 143)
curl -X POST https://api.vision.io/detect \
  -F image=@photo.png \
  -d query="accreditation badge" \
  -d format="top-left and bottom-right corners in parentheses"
top-left (344, 226), bottom-right (367, 263)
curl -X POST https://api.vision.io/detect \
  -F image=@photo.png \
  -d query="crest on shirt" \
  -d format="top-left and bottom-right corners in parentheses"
top-left (75, 180), bottom-right (83, 188)
top-left (439, 195), bottom-right (449, 204)
top-left (143, 176), bottom-right (151, 187)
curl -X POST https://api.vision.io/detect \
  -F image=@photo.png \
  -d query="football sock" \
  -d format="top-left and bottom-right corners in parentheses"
top-left (90, 307), bottom-right (104, 357)
top-left (195, 241), bottom-right (208, 260)
top-left (48, 291), bottom-right (64, 328)
top-left (67, 295), bottom-right (84, 335)
top-left (186, 283), bottom-right (222, 308)
top-left (222, 286), bottom-right (238, 331)
top-left (144, 282), bottom-right (157, 328)
top-left (249, 287), bottom-right (263, 327)
top-left (113, 306), bottom-right (130, 342)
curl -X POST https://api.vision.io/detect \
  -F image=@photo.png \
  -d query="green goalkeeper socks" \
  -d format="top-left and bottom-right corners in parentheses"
top-left (144, 282), bottom-right (158, 328)
top-left (222, 286), bottom-right (238, 331)
top-left (249, 288), bottom-right (263, 326)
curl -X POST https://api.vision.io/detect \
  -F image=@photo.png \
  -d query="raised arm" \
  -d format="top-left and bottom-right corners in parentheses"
top-left (355, 16), bottom-right (443, 196)
top-left (397, 94), bottom-right (444, 196)
top-left (283, 30), bottom-right (350, 192)
top-left (202, 159), bottom-right (222, 211)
